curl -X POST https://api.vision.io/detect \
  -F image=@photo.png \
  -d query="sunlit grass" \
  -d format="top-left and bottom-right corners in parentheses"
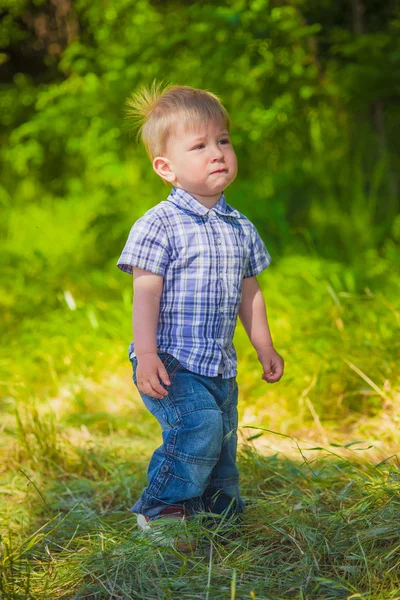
top-left (1, 254), bottom-right (399, 598)
top-left (1, 429), bottom-right (400, 598)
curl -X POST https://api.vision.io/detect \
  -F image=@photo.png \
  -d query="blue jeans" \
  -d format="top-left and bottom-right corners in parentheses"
top-left (130, 351), bottom-right (245, 519)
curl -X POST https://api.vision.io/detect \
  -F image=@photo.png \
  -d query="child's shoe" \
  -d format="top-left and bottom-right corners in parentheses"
top-left (137, 506), bottom-right (196, 553)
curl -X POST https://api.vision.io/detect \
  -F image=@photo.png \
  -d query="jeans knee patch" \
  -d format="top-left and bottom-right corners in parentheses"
top-left (148, 457), bottom-right (211, 503)
top-left (173, 407), bottom-right (223, 465)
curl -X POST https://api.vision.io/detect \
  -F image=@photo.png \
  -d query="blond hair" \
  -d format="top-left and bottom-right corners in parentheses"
top-left (125, 81), bottom-right (230, 160)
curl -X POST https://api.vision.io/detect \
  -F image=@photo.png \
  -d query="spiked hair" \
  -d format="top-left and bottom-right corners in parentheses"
top-left (125, 81), bottom-right (230, 160)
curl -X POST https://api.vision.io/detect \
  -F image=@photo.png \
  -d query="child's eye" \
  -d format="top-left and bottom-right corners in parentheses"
top-left (219, 138), bottom-right (230, 145)
top-left (192, 144), bottom-right (205, 150)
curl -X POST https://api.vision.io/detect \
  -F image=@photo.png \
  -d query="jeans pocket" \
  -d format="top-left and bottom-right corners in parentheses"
top-left (156, 353), bottom-right (183, 389)
top-left (157, 352), bottom-right (182, 374)
top-left (130, 353), bottom-right (181, 385)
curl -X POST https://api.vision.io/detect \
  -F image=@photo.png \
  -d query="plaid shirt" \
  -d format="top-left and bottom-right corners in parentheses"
top-left (117, 187), bottom-right (271, 378)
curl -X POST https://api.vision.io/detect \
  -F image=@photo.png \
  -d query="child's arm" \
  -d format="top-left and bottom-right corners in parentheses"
top-left (132, 267), bottom-right (171, 398)
top-left (238, 276), bottom-right (284, 383)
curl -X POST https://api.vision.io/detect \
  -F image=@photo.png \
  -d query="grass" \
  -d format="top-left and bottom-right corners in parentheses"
top-left (1, 438), bottom-right (400, 599)
top-left (1, 253), bottom-right (400, 598)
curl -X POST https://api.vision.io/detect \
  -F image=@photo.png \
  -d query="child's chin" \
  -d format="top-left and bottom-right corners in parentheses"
top-left (208, 180), bottom-right (230, 191)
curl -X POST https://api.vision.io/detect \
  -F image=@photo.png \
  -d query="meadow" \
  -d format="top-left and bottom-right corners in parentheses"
top-left (1, 0), bottom-right (400, 597)
top-left (1, 250), bottom-right (399, 599)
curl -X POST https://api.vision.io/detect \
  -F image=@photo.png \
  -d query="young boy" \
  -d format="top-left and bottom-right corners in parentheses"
top-left (117, 83), bottom-right (284, 549)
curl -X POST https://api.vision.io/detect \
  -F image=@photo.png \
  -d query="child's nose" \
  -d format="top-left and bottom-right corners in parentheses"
top-left (211, 144), bottom-right (224, 160)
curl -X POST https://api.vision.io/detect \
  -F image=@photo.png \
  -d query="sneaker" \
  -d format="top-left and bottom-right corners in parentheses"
top-left (137, 506), bottom-right (196, 552)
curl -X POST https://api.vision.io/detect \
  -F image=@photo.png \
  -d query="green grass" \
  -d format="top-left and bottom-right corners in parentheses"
top-left (1, 254), bottom-right (400, 598)
top-left (1, 438), bottom-right (400, 599)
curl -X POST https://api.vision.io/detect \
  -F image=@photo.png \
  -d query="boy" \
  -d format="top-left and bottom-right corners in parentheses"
top-left (117, 83), bottom-right (284, 550)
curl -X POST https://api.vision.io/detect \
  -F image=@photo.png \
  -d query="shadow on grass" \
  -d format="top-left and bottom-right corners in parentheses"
top-left (1, 421), bottom-right (400, 600)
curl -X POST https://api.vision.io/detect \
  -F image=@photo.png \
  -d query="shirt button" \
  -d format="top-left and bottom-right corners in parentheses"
top-left (160, 464), bottom-right (170, 474)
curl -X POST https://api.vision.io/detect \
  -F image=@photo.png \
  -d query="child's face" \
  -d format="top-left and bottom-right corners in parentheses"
top-left (155, 118), bottom-right (238, 205)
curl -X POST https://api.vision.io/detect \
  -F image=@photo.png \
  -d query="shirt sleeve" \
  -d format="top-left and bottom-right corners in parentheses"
top-left (117, 214), bottom-right (171, 276)
top-left (243, 223), bottom-right (272, 278)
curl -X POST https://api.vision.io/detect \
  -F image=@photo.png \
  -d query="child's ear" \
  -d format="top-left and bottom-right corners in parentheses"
top-left (153, 156), bottom-right (176, 183)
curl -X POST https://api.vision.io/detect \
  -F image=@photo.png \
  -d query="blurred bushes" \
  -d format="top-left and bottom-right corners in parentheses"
top-left (0, 0), bottom-right (399, 315)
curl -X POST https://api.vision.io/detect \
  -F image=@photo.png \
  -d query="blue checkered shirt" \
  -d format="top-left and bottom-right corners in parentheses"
top-left (117, 187), bottom-right (271, 378)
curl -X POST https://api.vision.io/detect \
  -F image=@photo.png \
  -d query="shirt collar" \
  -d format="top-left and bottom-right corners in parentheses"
top-left (167, 186), bottom-right (241, 218)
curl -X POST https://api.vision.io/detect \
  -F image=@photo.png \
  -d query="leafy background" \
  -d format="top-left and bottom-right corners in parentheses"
top-left (2, 0), bottom-right (399, 431)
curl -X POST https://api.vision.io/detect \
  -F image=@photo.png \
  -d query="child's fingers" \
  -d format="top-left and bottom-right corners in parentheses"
top-left (158, 364), bottom-right (171, 387)
top-left (136, 357), bottom-right (171, 398)
top-left (149, 374), bottom-right (169, 397)
top-left (138, 374), bottom-right (169, 398)
top-left (262, 365), bottom-right (284, 383)
top-left (263, 373), bottom-right (282, 383)
top-left (138, 381), bottom-right (162, 398)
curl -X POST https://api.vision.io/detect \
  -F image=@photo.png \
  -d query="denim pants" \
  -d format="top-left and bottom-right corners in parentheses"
top-left (130, 351), bottom-right (245, 519)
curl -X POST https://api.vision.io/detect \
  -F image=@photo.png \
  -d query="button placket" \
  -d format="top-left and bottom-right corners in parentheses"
top-left (209, 213), bottom-right (227, 347)
top-left (215, 221), bottom-right (226, 318)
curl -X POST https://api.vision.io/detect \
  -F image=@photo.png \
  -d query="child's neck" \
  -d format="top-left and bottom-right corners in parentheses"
top-left (179, 187), bottom-right (222, 210)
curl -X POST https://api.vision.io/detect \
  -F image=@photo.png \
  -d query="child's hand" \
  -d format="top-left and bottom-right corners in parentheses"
top-left (136, 353), bottom-right (171, 399)
top-left (258, 347), bottom-right (284, 384)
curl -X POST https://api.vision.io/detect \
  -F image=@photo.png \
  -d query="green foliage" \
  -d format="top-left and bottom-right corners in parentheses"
top-left (1, 0), bottom-right (399, 288)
